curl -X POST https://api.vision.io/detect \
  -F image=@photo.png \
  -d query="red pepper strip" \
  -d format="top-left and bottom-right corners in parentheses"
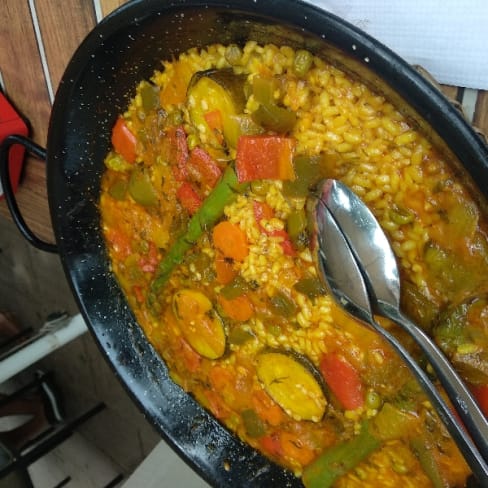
top-left (111, 117), bottom-right (137, 163)
top-left (236, 135), bottom-right (296, 183)
top-left (187, 146), bottom-right (222, 188)
top-left (472, 384), bottom-right (488, 417)
top-left (164, 126), bottom-right (189, 181)
top-left (253, 201), bottom-right (296, 257)
top-left (176, 181), bottom-right (202, 215)
top-left (320, 353), bottom-right (364, 410)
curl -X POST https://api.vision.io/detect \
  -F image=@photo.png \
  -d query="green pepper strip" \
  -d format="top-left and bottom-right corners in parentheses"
top-left (302, 421), bottom-right (381, 488)
top-left (151, 165), bottom-right (248, 291)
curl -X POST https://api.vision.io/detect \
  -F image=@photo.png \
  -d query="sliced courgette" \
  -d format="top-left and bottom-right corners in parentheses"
top-left (172, 289), bottom-right (226, 359)
top-left (256, 350), bottom-right (327, 422)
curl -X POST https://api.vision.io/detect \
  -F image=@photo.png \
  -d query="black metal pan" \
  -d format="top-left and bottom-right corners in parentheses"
top-left (1, 1), bottom-right (487, 486)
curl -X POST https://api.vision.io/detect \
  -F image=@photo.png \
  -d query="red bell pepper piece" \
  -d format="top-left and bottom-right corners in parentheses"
top-left (320, 353), bottom-right (364, 410)
top-left (236, 135), bottom-right (296, 183)
top-left (176, 181), bottom-right (202, 215)
top-left (253, 201), bottom-right (296, 257)
top-left (187, 146), bottom-right (222, 188)
top-left (111, 117), bottom-right (137, 163)
top-left (472, 384), bottom-right (488, 417)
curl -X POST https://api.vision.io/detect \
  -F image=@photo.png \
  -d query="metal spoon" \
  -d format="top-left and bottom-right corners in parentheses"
top-left (308, 196), bottom-right (488, 482)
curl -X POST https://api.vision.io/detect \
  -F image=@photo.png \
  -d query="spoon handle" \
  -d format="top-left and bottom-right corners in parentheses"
top-left (382, 302), bottom-right (488, 463)
top-left (368, 313), bottom-right (488, 482)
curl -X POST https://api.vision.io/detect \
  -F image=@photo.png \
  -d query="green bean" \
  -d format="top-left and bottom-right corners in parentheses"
top-left (302, 421), bottom-right (380, 488)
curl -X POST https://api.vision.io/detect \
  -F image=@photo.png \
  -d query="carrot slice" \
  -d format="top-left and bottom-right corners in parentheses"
top-left (213, 220), bottom-right (249, 261)
top-left (236, 135), bottom-right (296, 182)
top-left (215, 251), bottom-right (237, 285)
top-left (218, 294), bottom-right (254, 322)
top-left (111, 117), bottom-right (137, 164)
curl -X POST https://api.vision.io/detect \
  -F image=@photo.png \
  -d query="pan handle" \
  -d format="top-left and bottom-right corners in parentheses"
top-left (0, 134), bottom-right (58, 253)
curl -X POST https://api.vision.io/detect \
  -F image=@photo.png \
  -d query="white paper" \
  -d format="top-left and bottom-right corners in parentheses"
top-left (309, 0), bottom-right (488, 89)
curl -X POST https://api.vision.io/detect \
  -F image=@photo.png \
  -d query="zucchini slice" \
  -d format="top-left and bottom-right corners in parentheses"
top-left (173, 289), bottom-right (226, 359)
top-left (256, 350), bottom-right (327, 422)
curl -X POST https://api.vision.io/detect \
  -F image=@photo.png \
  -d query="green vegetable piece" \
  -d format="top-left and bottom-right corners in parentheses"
top-left (302, 421), bottom-right (381, 488)
top-left (389, 205), bottom-right (414, 225)
top-left (293, 277), bottom-right (326, 299)
top-left (104, 151), bottom-right (132, 172)
top-left (221, 275), bottom-right (250, 300)
top-left (226, 114), bottom-right (263, 148)
top-left (151, 166), bottom-right (249, 291)
top-left (270, 291), bottom-right (297, 317)
top-left (372, 402), bottom-right (418, 441)
top-left (252, 75), bottom-right (280, 105)
top-left (140, 81), bottom-right (160, 112)
top-left (241, 409), bottom-right (265, 438)
top-left (251, 102), bottom-right (297, 134)
top-left (128, 169), bottom-right (158, 206)
top-left (293, 49), bottom-right (313, 77)
top-left (286, 209), bottom-right (308, 249)
top-left (283, 155), bottom-right (328, 197)
top-left (108, 179), bottom-right (128, 200)
top-left (410, 437), bottom-right (446, 488)
top-left (228, 325), bottom-right (254, 345)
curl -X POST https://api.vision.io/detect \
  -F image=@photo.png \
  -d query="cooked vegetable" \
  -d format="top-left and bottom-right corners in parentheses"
top-left (212, 220), bottom-right (249, 261)
top-left (319, 353), bottom-right (364, 410)
top-left (152, 166), bottom-right (248, 291)
top-left (187, 146), bottom-right (222, 188)
top-left (472, 384), bottom-right (488, 417)
top-left (293, 277), bottom-right (326, 299)
top-left (188, 68), bottom-right (247, 147)
top-left (173, 289), bottom-right (226, 359)
top-left (372, 402), bottom-right (419, 441)
top-left (269, 291), bottom-right (297, 317)
top-left (236, 135), bottom-right (296, 182)
top-left (176, 181), bottom-right (202, 215)
top-left (214, 252), bottom-right (237, 285)
top-left (128, 168), bottom-right (158, 206)
top-left (241, 408), bottom-right (266, 438)
top-left (218, 294), bottom-right (254, 322)
top-left (293, 49), bottom-right (314, 77)
top-left (139, 81), bottom-right (160, 111)
top-left (410, 437), bottom-right (447, 488)
top-left (251, 103), bottom-right (297, 134)
top-left (302, 421), bottom-right (381, 488)
top-left (286, 209), bottom-right (308, 249)
top-left (282, 154), bottom-right (329, 197)
top-left (108, 178), bottom-right (128, 200)
top-left (256, 350), bottom-right (327, 422)
top-left (111, 117), bottom-right (137, 164)
top-left (220, 275), bottom-right (251, 300)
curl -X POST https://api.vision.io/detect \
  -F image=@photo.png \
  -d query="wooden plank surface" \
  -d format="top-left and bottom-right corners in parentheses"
top-left (0, 0), bottom-right (487, 246)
